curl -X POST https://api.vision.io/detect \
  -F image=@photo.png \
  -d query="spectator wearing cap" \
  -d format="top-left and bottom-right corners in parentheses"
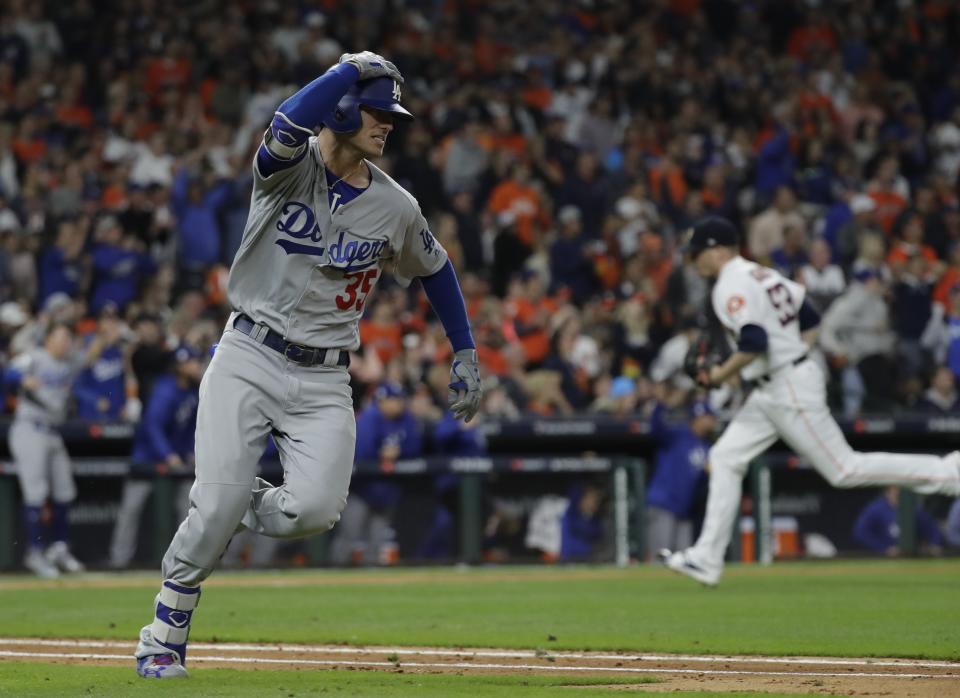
top-left (73, 306), bottom-right (136, 422)
top-left (798, 239), bottom-right (846, 312)
top-left (332, 383), bottom-right (423, 566)
top-left (646, 400), bottom-right (714, 558)
top-left (821, 268), bottom-right (897, 416)
top-left (108, 345), bottom-right (204, 568)
top-left (89, 216), bottom-right (155, 314)
top-left (853, 487), bottom-right (943, 557)
top-left (748, 186), bottom-right (805, 263)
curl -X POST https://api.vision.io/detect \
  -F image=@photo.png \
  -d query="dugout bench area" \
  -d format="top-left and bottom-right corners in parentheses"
top-left (0, 414), bottom-right (956, 570)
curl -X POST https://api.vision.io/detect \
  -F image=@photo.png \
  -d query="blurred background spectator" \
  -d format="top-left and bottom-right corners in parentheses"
top-left (852, 487), bottom-right (944, 557)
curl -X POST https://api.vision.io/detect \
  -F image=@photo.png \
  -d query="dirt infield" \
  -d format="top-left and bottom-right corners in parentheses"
top-left (1, 638), bottom-right (957, 695)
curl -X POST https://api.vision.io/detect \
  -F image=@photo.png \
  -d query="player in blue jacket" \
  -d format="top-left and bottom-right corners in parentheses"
top-left (108, 346), bottom-right (204, 568)
top-left (646, 400), bottom-right (715, 558)
top-left (73, 307), bottom-right (131, 422)
top-left (852, 487), bottom-right (944, 556)
top-left (331, 382), bottom-right (422, 565)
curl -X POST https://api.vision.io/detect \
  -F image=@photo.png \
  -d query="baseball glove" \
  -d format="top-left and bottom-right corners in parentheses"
top-left (683, 333), bottom-right (721, 388)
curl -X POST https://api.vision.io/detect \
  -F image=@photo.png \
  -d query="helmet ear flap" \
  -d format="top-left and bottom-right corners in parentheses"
top-left (334, 108), bottom-right (346, 123)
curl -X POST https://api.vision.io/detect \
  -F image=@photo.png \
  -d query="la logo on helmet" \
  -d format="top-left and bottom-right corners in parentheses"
top-left (392, 80), bottom-right (402, 101)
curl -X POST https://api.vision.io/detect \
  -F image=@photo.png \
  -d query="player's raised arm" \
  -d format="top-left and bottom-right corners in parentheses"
top-left (257, 51), bottom-right (403, 178)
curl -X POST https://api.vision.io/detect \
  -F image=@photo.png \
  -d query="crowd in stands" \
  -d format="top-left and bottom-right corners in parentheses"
top-left (1, 0), bottom-right (960, 439)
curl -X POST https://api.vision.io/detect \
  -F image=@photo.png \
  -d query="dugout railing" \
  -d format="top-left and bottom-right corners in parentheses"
top-left (0, 455), bottom-right (647, 570)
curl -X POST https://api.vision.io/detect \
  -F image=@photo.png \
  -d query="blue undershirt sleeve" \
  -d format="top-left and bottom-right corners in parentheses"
top-left (257, 63), bottom-right (360, 177)
top-left (420, 260), bottom-right (476, 352)
top-left (738, 324), bottom-right (769, 353)
top-left (798, 299), bottom-right (821, 331)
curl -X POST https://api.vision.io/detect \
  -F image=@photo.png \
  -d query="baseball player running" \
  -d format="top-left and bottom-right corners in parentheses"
top-left (135, 52), bottom-right (481, 678)
top-left (7, 323), bottom-right (108, 578)
top-left (660, 217), bottom-right (960, 586)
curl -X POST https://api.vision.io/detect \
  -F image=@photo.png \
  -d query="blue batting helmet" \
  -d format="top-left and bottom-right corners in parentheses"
top-left (322, 77), bottom-right (414, 134)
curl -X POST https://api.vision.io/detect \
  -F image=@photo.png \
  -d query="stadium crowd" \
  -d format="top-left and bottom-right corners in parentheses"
top-left (1, 0), bottom-right (960, 437)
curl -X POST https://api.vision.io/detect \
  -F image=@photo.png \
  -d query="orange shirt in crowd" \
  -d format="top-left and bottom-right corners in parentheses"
top-left (145, 56), bottom-right (192, 97)
top-left (869, 190), bottom-right (908, 234)
top-left (477, 344), bottom-right (509, 376)
top-left (507, 295), bottom-right (558, 365)
top-left (56, 103), bottom-right (94, 130)
top-left (933, 267), bottom-right (960, 307)
top-left (488, 180), bottom-right (545, 247)
top-left (359, 320), bottom-right (403, 364)
top-left (786, 24), bottom-right (837, 60)
top-left (12, 138), bottom-right (46, 164)
top-left (886, 242), bottom-right (938, 268)
top-left (648, 162), bottom-right (687, 206)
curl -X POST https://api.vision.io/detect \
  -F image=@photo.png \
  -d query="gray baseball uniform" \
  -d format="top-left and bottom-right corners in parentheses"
top-left (8, 348), bottom-right (82, 506)
top-left (159, 137), bottom-right (447, 587)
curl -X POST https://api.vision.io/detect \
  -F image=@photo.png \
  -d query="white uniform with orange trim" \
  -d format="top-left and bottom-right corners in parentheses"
top-left (688, 256), bottom-right (960, 575)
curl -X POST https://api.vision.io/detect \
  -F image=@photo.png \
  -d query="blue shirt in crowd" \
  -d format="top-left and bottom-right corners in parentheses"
top-left (73, 342), bottom-right (125, 421)
top-left (89, 244), bottom-right (155, 313)
top-left (353, 403), bottom-right (422, 509)
top-left (38, 247), bottom-right (83, 308)
top-left (130, 374), bottom-right (199, 471)
top-left (560, 485), bottom-right (603, 561)
top-left (171, 169), bottom-right (232, 267)
top-left (852, 495), bottom-right (944, 554)
top-left (646, 403), bottom-right (709, 518)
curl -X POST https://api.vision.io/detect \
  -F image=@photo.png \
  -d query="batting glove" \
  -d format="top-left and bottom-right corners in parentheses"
top-left (448, 349), bottom-right (482, 423)
top-left (339, 51), bottom-right (404, 83)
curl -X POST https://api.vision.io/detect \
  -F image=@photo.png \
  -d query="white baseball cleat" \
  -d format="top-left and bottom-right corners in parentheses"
top-left (135, 626), bottom-right (188, 679)
top-left (24, 548), bottom-right (60, 579)
top-left (658, 548), bottom-right (721, 587)
top-left (45, 541), bottom-right (85, 573)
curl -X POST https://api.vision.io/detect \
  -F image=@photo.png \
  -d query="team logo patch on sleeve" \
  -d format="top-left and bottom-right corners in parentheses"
top-left (726, 295), bottom-right (746, 316)
top-left (419, 228), bottom-right (437, 255)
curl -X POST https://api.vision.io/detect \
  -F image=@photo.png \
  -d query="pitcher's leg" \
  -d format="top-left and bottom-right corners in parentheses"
top-left (777, 369), bottom-right (960, 496)
top-left (689, 396), bottom-right (779, 569)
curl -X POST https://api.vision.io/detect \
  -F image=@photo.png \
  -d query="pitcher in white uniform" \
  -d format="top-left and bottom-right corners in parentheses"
top-left (660, 217), bottom-right (960, 586)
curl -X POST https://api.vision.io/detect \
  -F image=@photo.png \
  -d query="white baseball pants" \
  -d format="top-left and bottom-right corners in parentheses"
top-left (692, 359), bottom-right (960, 569)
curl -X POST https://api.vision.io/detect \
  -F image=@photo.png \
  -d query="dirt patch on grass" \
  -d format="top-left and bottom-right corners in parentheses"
top-left (1, 638), bottom-right (957, 695)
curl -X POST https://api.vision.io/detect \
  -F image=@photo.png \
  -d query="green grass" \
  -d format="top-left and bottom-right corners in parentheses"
top-left (0, 560), bottom-right (957, 659)
top-left (0, 663), bottom-right (819, 697)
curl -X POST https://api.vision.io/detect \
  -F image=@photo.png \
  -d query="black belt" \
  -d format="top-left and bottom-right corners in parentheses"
top-left (754, 354), bottom-right (808, 385)
top-left (233, 314), bottom-right (350, 368)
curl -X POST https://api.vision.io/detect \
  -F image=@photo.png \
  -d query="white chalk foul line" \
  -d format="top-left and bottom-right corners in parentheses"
top-left (1, 650), bottom-right (958, 681)
top-left (0, 638), bottom-right (957, 670)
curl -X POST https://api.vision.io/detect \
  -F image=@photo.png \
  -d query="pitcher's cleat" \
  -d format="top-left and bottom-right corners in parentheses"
top-left (24, 548), bottom-right (59, 579)
top-left (659, 548), bottom-right (722, 587)
top-left (45, 541), bottom-right (85, 573)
